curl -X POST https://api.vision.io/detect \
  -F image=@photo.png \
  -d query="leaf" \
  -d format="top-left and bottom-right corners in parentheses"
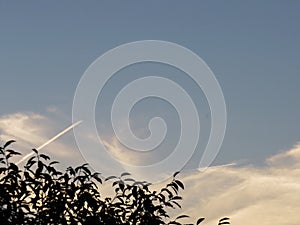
top-left (175, 215), bottom-right (189, 220)
top-left (32, 148), bottom-right (38, 154)
top-left (91, 172), bottom-right (103, 184)
top-left (94, 175), bottom-right (102, 184)
top-left (197, 218), bottom-right (205, 225)
top-left (81, 166), bottom-right (91, 175)
top-left (49, 161), bottom-right (59, 165)
top-left (67, 166), bottom-right (75, 176)
top-left (120, 172), bottom-right (131, 177)
top-left (27, 156), bottom-right (36, 163)
top-left (168, 222), bottom-right (181, 225)
top-left (124, 178), bottom-right (135, 182)
top-left (25, 156), bottom-right (36, 169)
top-left (218, 217), bottom-right (230, 225)
top-left (174, 180), bottom-right (184, 190)
top-left (9, 163), bottom-right (19, 172)
top-left (168, 182), bottom-right (179, 193)
top-left (6, 150), bottom-right (22, 159)
top-left (162, 188), bottom-right (173, 198)
top-left (6, 149), bottom-right (21, 156)
top-left (219, 222), bottom-right (230, 225)
top-left (0, 167), bottom-right (7, 174)
top-left (219, 217), bottom-right (230, 222)
top-left (171, 196), bottom-right (182, 201)
top-left (172, 201), bottom-right (181, 208)
top-left (36, 161), bottom-right (43, 174)
top-left (105, 175), bottom-right (117, 181)
top-left (173, 171), bottom-right (180, 178)
top-left (119, 182), bottom-right (124, 191)
top-left (112, 180), bottom-right (121, 187)
top-left (75, 163), bottom-right (89, 173)
top-left (3, 140), bottom-right (15, 149)
top-left (39, 154), bottom-right (50, 161)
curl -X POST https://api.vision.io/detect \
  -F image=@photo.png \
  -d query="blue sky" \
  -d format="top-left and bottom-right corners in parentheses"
top-left (1, 1), bottom-right (300, 224)
top-left (1, 1), bottom-right (300, 167)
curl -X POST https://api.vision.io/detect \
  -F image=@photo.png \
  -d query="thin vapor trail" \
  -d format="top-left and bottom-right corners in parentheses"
top-left (179, 162), bottom-right (237, 176)
top-left (16, 120), bottom-right (82, 165)
top-left (198, 162), bottom-right (237, 170)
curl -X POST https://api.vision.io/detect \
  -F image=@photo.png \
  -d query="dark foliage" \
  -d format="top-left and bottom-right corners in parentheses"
top-left (0, 140), bottom-right (230, 225)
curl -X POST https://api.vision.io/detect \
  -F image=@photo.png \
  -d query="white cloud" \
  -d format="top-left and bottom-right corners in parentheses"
top-left (0, 112), bottom-right (48, 150)
top-left (175, 144), bottom-right (300, 225)
top-left (102, 136), bottom-right (143, 165)
top-left (0, 112), bottom-right (85, 168)
top-left (1, 112), bottom-right (300, 224)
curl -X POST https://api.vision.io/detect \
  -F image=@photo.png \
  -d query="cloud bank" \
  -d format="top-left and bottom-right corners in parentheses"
top-left (0, 112), bottom-right (299, 224)
top-left (177, 144), bottom-right (300, 225)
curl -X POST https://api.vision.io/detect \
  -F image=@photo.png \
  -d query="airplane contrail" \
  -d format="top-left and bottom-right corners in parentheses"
top-left (177, 162), bottom-right (237, 176)
top-left (16, 120), bottom-right (82, 165)
top-left (197, 162), bottom-right (236, 170)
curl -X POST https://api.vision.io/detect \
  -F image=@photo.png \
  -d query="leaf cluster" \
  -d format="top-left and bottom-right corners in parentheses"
top-left (0, 140), bottom-right (230, 225)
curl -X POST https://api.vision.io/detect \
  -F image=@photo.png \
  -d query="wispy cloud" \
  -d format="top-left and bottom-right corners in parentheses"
top-left (0, 112), bottom-right (48, 150)
top-left (102, 136), bottom-right (142, 165)
top-left (16, 120), bottom-right (82, 165)
top-left (1, 112), bottom-right (299, 224)
top-left (176, 144), bottom-right (300, 225)
top-left (0, 112), bottom-right (84, 168)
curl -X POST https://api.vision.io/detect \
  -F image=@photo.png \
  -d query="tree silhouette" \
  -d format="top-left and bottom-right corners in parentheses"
top-left (0, 140), bottom-right (230, 225)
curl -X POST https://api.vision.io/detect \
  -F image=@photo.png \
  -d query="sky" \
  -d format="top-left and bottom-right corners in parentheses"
top-left (0, 1), bottom-right (300, 224)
